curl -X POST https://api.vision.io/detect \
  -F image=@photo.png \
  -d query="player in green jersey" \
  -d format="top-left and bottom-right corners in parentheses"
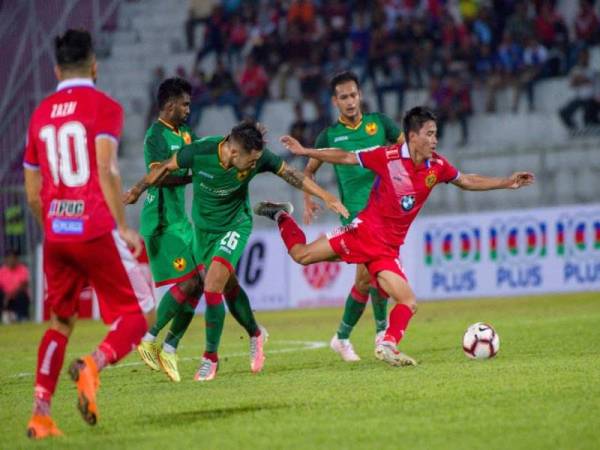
top-left (303, 71), bottom-right (404, 362)
top-left (125, 121), bottom-right (348, 381)
top-left (135, 78), bottom-right (203, 382)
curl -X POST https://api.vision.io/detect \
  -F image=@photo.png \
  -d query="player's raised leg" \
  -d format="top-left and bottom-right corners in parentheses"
top-left (69, 231), bottom-right (154, 425)
top-left (373, 269), bottom-right (417, 367)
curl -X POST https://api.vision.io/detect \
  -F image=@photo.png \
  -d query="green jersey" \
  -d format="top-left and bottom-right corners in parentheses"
top-left (315, 112), bottom-right (400, 222)
top-left (176, 135), bottom-right (285, 232)
top-left (140, 120), bottom-right (197, 236)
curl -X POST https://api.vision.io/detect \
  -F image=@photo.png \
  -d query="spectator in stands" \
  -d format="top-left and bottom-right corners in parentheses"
top-left (227, 14), bottom-right (248, 69)
top-left (570, 0), bottom-right (600, 68)
top-left (145, 66), bottom-right (165, 128)
top-left (195, 5), bottom-right (227, 65)
top-left (349, 12), bottom-right (371, 82)
top-left (514, 37), bottom-right (548, 112)
top-left (535, 1), bottom-right (569, 76)
top-left (485, 32), bottom-right (522, 112)
top-left (188, 67), bottom-right (211, 128)
top-left (239, 54), bottom-right (269, 121)
top-left (431, 73), bottom-right (472, 146)
top-left (298, 49), bottom-right (326, 110)
top-left (185, 0), bottom-right (218, 50)
top-left (0, 250), bottom-right (30, 323)
top-left (375, 55), bottom-right (405, 118)
top-left (287, 0), bottom-right (316, 32)
top-left (559, 49), bottom-right (600, 132)
top-left (209, 58), bottom-right (243, 121)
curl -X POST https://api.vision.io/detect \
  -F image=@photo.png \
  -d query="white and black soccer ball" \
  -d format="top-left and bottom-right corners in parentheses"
top-left (462, 322), bottom-right (500, 359)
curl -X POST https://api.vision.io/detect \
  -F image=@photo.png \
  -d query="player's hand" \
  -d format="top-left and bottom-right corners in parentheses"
top-left (122, 187), bottom-right (142, 204)
top-left (323, 194), bottom-right (349, 219)
top-left (507, 171), bottom-right (535, 189)
top-left (280, 135), bottom-right (310, 156)
top-left (119, 226), bottom-right (143, 258)
top-left (303, 193), bottom-right (321, 225)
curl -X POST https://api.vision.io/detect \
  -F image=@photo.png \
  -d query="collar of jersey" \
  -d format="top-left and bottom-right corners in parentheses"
top-left (338, 114), bottom-right (363, 130)
top-left (158, 118), bottom-right (181, 135)
top-left (402, 142), bottom-right (431, 168)
top-left (56, 78), bottom-right (94, 91)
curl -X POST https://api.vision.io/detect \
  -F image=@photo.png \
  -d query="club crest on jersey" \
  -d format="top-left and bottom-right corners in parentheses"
top-left (365, 122), bottom-right (378, 135)
top-left (182, 132), bottom-right (192, 145)
top-left (425, 172), bottom-right (437, 189)
top-left (236, 170), bottom-right (250, 181)
top-left (173, 257), bottom-right (187, 272)
top-left (401, 195), bottom-right (416, 212)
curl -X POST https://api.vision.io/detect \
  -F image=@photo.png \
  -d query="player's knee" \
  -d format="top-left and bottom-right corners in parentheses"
top-left (289, 246), bottom-right (309, 265)
top-left (355, 279), bottom-right (370, 296)
top-left (50, 314), bottom-right (75, 337)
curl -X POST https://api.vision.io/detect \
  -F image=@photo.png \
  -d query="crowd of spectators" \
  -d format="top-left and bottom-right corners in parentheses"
top-left (146, 0), bottom-right (600, 145)
top-left (0, 250), bottom-right (30, 323)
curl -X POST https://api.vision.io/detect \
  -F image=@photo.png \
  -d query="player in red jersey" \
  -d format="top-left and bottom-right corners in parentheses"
top-left (23, 29), bottom-right (154, 439)
top-left (254, 106), bottom-right (534, 367)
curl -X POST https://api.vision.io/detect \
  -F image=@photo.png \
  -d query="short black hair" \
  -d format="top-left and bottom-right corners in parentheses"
top-left (330, 71), bottom-right (360, 95)
top-left (157, 77), bottom-right (192, 110)
top-left (54, 29), bottom-right (94, 70)
top-left (229, 120), bottom-right (265, 153)
top-left (403, 106), bottom-right (437, 142)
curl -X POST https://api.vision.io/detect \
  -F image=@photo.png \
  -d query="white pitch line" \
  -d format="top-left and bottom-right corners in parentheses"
top-left (10, 340), bottom-right (327, 379)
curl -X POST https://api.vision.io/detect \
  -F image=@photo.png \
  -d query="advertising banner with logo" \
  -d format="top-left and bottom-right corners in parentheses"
top-left (408, 204), bottom-right (600, 299)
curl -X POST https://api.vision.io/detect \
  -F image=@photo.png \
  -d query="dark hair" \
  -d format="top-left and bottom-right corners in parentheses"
top-left (157, 77), bottom-right (192, 110)
top-left (229, 120), bottom-right (265, 153)
top-left (54, 29), bottom-right (94, 69)
top-left (330, 71), bottom-right (360, 95)
top-left (403, 106), bottom-right (437, 142)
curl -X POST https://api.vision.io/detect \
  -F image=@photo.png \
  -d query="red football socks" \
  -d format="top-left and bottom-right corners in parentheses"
top-left (96, 313), bottom-right (148, 368)
top-left (34, 329), bottom-right (68, 410)
top-left (277, 213), bottom-right (306, 252)
top-left (384, 303), bottom-right (414, 345)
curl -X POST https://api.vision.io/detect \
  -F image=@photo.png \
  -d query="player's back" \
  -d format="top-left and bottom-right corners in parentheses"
top-left (24, 79), bottom-right (124, 242)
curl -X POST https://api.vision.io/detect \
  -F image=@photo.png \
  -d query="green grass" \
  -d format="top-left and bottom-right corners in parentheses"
top-left (1, 293), bottom-right (599, 449)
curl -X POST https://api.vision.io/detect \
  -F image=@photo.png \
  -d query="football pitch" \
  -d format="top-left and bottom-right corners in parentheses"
top-left (1, 293), bottom-right (599, 449)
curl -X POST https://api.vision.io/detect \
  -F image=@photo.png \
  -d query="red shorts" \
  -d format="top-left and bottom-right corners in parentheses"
top-left (327, 219), bottom-right (407, 286)
top-left (44, 230), bottom-right (155, 324)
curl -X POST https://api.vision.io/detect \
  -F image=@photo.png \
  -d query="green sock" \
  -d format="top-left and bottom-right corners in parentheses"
top-left (204, 300), bottom-right (226, 354)
top-left (336, 290), bottom-right (367, 339)
top-left (369, 286), bottom-right (388, 333)
top-left (224, 286), bottom-right (259, 336)
top-left (164, 302), bottom-right (196, 349)
top-left (149, 290), bottom-right (183, 337)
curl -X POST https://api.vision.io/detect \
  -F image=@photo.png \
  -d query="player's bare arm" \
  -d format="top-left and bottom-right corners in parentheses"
top-left (24, 168), bottom-right (43, 225)
top-left (452, 171), bottom-right (535, 191)
top-left (280, 136), bottom-right (358, 166)
top-left (123, 155), bottom-right (179, 204)
top-left (97, 136), bottom-right (143, 256)
top-left (302, 158), bottom-right (324, 224)
top-left (277, 161), bottom-right (349, 219)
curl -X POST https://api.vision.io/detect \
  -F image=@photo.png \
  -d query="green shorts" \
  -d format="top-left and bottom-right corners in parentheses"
top-left (143, 229), bottom-right (200, 287)
top-left (193, 222), bottom-right (252, 273)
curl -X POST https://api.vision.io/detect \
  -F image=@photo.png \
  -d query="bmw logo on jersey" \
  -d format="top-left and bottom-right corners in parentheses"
top-left (401, 195), bottom-right (416, 212)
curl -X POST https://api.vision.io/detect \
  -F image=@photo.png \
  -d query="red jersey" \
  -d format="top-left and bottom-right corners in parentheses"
top-left (23, 78), bottom-right (123, 242)
top-left (356, 143), bottom-right (459, 247)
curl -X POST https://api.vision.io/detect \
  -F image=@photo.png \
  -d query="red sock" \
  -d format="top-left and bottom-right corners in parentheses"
top-left (351, 285), bottom-right (369, 303)
top-left (384, 304), bottom-right (414, 345)
top-left (277, 213), bottom-right (306, 252)
top-left (34, 329), bottom-right (68, 402)
top-left (96, 313), bottom-right (148, 368)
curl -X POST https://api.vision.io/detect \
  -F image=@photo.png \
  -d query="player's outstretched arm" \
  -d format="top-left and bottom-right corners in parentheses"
top-left (97, 136), bottom-right (143, 256)
top-left (452, 171), bottom-right (535, 191)
top-left (280, 136), bottom-right (358, 166)
top-left (24, 168), bottom-right (43, 226)
top-left (302, 158), bottom-right (324, 224)
top-left (277, 162), bottom-right (349, 219)
top-left (122, 155), bottom-right (179, 204)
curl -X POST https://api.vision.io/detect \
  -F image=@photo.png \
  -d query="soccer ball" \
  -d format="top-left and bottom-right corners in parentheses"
top-left (462, 322), bottom-right (500, 359)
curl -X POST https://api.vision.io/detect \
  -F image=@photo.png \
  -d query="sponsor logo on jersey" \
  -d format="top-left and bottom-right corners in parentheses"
top-left (48, 200), bottom-right (85, 217)
top-left (182, 132), bottom-right (192, 145)
top-left (365, 122), bottom-right (378, 135)
top-left (385, 146), bottom-right (400, 160)
top-left (173, 257), bottom-right (187, 271)
top-left (51, 218), bottom-right (84, 235)
top-left (171, 145), bottom-right (180, 150)
top-left (197, 170), bottom-right (214, 179)
top-left (401, 195), bottom-right (415, 211)
top-left (333, 135), bottom-right (349, 143)
top-left (425, 172), bottom-right (437, 189)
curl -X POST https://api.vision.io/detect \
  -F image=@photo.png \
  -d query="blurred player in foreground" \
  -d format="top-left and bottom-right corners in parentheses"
top-left (255, 106), bottom-right (534, 367)
top-left (23, 29), bottom-right (154, 439)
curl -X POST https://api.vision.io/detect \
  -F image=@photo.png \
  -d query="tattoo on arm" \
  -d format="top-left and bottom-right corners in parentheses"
top-left (280, 165), bottom-right (306, 189)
